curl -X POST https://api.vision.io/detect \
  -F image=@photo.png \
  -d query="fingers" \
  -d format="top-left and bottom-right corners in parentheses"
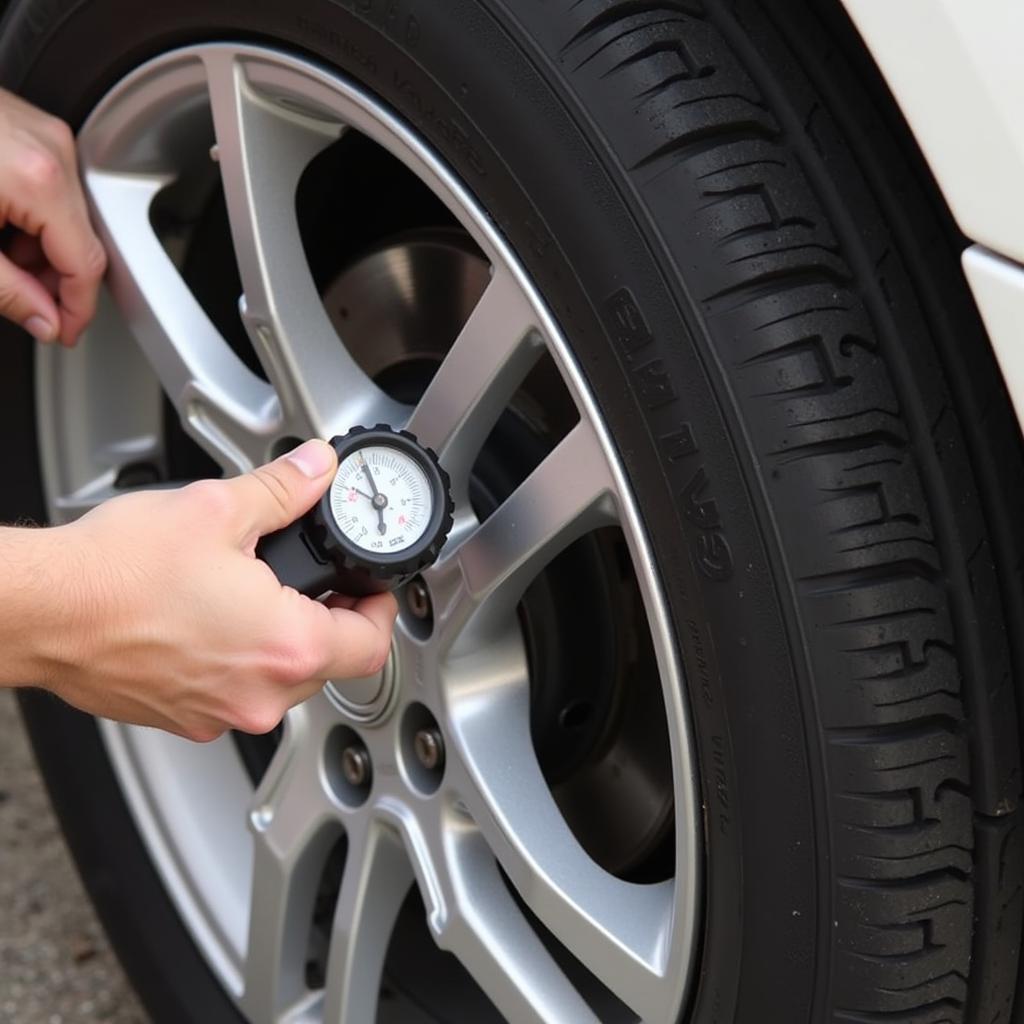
top-left (227, 438), bottom-right (338, 539)
top-left (0, 95), bottom-right (106, 345)
top-left (7, 233), bottom-right (61, 302)
top-left (0, 248), bottom-right (60, 341)
top-left (16, 151), bottom-right (106, 346)
top-left (322, 591), bottom-right (399, 680)
top-left (323, 590), bottom-right (398, 625)
top-left (294, 590), bottom-right (399, 682)
top-left (39, 203), bottom-right (107, 346)
top-left (348, 590), bottom-right (401, 641)
top-left (6, 231), bottom-right (45, 271)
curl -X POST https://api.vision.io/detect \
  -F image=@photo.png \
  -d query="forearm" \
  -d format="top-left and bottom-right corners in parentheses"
top-left (0, 525), bottom-right (66, 688)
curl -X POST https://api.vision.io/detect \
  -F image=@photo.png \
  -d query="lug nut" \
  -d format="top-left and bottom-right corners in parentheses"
top-left (405, 578), bottom-right (432, 621)
top-left (413, 727), bottom-right (445, 772)
top-left (341, 745), bottom-right (371, 788)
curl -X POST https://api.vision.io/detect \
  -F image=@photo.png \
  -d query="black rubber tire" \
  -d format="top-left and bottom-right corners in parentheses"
top-left (3, 1), bottom-right (1024, 1021)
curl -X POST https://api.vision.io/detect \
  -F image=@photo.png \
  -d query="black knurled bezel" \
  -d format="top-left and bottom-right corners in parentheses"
top-left (306, 424), bottom-right (454, 580)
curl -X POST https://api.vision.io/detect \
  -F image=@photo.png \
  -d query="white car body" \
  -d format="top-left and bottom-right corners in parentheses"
top-left (843, 0), bottom-right (1024, 430)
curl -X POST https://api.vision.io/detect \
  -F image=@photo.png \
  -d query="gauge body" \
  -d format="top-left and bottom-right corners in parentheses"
top-left (256, 426), bottom-right (454, 596)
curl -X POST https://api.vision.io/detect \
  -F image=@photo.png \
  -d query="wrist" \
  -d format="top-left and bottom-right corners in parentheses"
top-left (0, 524), bottom-right (73, 689)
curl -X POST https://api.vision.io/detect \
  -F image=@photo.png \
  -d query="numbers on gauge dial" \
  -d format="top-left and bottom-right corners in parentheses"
top-left (329, 445), bottom-right (434, 554)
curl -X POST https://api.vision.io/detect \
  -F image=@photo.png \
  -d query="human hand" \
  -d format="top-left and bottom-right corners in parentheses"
top-left (0, 88), bottom-right (106, 346)
top-left (38, 439), bottom-right (398, 741)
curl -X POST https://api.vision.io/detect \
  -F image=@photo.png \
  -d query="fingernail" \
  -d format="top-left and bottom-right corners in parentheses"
top-left (24, 315), bottom-right (56, 342)
top-left (285, 439), bottom-right (335, 478)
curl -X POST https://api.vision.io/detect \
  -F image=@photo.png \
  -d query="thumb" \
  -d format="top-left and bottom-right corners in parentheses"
top-left (0, 250), bottom-right (60, 342)
top-left (229, 438), bottom-right (337, 537)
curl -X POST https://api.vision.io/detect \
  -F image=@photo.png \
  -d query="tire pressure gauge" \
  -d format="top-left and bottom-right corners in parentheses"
top-left (257, 426), bottom-right (454, 597)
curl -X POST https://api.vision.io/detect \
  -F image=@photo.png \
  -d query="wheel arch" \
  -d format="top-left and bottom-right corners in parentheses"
top-left (838, 0), bottom-right (1024, 449)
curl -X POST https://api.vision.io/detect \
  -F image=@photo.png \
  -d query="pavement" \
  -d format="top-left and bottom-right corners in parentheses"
top-left (0, 688), bottom-right (474, 1024)
top-left (0, 688), bottom-right (147, 1024)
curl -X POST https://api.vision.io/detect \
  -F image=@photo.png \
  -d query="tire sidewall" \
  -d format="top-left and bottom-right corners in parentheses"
top-left (1, 1), bottom-right (821, 1020)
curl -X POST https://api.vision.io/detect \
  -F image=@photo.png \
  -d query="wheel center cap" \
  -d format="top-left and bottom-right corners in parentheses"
top-left (324, 646), bottom-right (398, 725)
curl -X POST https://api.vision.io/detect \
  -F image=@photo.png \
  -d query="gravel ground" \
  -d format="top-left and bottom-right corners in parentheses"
top-left (0, 689), bottom-right (148, 1024)
top-left (0, 690), bottom-right (448, 1024)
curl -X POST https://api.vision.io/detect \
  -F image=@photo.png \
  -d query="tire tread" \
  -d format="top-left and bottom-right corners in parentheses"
top-left (554, 0), bottom-right (1024, 1019)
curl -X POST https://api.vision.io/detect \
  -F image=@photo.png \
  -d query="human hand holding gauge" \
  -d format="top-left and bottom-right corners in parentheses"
top-left (256, 426), bottom-right (454, 596)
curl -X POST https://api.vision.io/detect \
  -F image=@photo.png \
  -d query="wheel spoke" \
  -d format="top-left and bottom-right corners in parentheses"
top-left (428, 420), bottom-right (617, 643)
top-left (405, 268), bottom-right (543, 493)
top-left (241, 700), bottom-right (339, 1023)
top-left (449, 683), bottom-right (675, 1021)
top-left (321, 818), bottom-right (413, 1023)
top-left (202, 51), bottom-right (405, 436)
top-left (86, 169), bottom-right (281, 474)
top-left (434, 819), bottom-right (600, 1024)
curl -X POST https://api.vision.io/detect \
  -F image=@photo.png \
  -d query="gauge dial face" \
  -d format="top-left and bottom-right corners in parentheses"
top-left (329, 444), bottom-right (434, 555)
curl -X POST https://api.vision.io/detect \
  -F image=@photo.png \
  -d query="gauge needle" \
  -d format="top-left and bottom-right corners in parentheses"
top-left (359, 456), bottom-right (388, 535)
top-left (360, 456), bottom-right (381, 498)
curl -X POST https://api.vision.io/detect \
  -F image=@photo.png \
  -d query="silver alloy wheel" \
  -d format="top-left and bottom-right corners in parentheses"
top-left (35, 43), bottom-right (700, 1024)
